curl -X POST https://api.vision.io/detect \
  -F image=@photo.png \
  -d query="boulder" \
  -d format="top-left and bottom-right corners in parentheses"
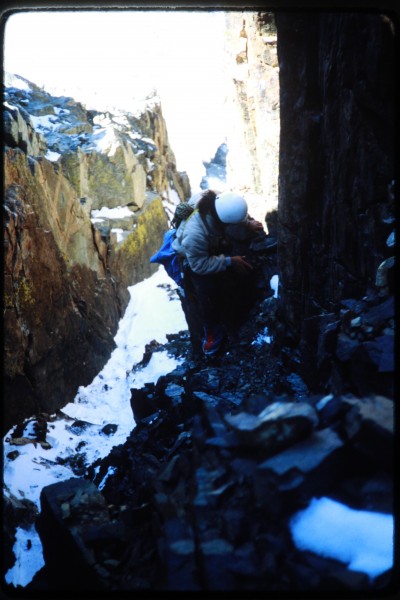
top-left (254, 427), bottom-right (345, 507)
top-left (342, 394), bottom-right (394, 469)
top-left (224, 401), bottom-right (319, 453)
top-left (36, 478), bottom-right (112, 590)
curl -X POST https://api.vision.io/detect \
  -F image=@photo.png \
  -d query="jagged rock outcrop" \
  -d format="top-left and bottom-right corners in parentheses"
top-left (3, 74), bottom-right (189, 432)
top-left (274, 12), bottom-right (395, 397)
top-left (224, 12), bottom-right (279, 214)
top-left (200, 142), bottom-right (228, 190)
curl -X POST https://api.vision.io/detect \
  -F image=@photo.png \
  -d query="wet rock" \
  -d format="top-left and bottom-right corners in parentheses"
top-left (100, 423), bottom-right (118, 436)
top-left (189, 368), bottom-right (222, 393)
top-left (164, 383), bottom-right (185, 408)
top-left (375, 256), bottom-right (395, 292)
top-left (342, 395), bottom-right (394, 469)
top-left (66, 419), bottom-right (95, 435)
top-left (36, 478), bottom-right (111, 590)
top-left (254, 428), bottom-right (345, 506)
top-left (224, 401), bottom-right (319, 453)
top-left (154, 506), bottom-right (199, 590)
top-left (130, 386), bottom-right (158, 422)
top-left (294, 551), bottom-right (371, 591)
top-left (338, 473), bottom-right (394, 514)
top-left (364, 294), bottom-right (395, 328)
top-left (360, 334), bottom-right (394, 372)
top-left (313, 394), bottom-right (345, 427)
top-left (199, 538), bottom-right (236, 590)
top-left (336, 333), bottom-right (360, 361)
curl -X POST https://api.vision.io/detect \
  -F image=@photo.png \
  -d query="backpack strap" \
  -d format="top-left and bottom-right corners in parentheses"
top-left (172, 202), bottom-right (195, 228)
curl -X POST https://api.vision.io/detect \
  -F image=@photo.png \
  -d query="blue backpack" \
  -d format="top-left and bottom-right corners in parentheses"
top-left (150, 203), bottom-right (195, 287)
top-left (150, 228), bottom-right (183, 287)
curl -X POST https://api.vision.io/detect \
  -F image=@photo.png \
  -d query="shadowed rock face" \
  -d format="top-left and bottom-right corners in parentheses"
top-left (275, 12), bottom-right (395, 351)
top-left (3, 76), bottom-right (188, 432)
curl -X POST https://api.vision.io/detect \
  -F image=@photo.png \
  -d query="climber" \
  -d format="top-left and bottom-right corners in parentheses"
top-left (172, 189), bottom-right (264, 356)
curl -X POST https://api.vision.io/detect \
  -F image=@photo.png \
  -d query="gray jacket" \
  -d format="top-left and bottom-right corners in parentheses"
top-left (172, 209), bottom-right (231, 275)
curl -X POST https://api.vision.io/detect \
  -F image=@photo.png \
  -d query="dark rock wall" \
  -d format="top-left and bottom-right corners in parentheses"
top-left (275, 12), bottom-right (395, 345)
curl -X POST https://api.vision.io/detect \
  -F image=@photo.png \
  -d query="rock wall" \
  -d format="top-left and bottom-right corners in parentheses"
top-left (3, 75), bottom-right (189, 433)
top-left (224, 12), bottom-right (279, 220)
top-left (4, 151), bottom-right (118, 430)
top-left (274, 12), bottom-right (395, 380)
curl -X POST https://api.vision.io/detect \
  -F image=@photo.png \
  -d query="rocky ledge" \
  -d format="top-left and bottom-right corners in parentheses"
top-left (21, 280), bottom-right (394, 594)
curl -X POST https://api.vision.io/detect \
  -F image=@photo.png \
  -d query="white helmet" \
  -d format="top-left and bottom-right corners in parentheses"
top-left (215, 191), bottom-right (248, 224)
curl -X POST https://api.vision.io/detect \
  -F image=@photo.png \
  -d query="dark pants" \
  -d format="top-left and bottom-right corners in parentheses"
top-left (185, 266), bottom-right (256, 331)
top-left (185, 270), bottom-right (225, 333)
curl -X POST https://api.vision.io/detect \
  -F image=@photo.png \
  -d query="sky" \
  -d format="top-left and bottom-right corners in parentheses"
top-left (3, 8), bottom-right (231, 191)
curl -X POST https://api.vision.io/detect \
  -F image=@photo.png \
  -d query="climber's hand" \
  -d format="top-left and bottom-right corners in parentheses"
top-left (231, 256), bottom-right (254, 274)
top-left (247, 219), bottom-right (264, 233)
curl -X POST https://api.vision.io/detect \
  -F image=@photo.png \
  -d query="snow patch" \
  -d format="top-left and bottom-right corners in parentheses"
top-left (45, 150), bottom-right (61, 162)
top-left (4, 525), bottom-right (45, 588)
top-left (290, 496), bottom-right (394, 580)
top-left (252, 326), bottom-right (271, 347)
top-left (30, 114), bottom-right (60, 133)
top-left (91, 206), bottom-right (134, 220)
top-left (4, 72), bottom-right (31, 91)
top-left (270, 274), bottom-right (279, 298)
